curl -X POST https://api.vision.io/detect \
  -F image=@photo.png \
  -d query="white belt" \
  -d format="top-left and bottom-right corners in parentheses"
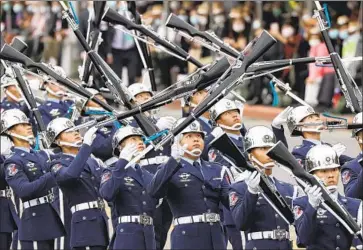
top-left (118, 215), bottom-right (153, 226)
top-left (23, 194), bottom-right (53, 209)
top-left (139, 156), bottom-right (169, 166)
top-left (70, 200), bottom-right (103, 214)
top-left (0, 189), bottom-right (11, 198)
top-left (247, 230), bottom-right (290, 241)
top-left (174, 213), bottom-right (220, 226)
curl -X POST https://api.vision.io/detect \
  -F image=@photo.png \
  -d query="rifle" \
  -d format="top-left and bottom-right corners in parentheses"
top-left (102, 7), bottom-right (204, 68)
top-left (313, 1), bottom-right (362, 113)
top-left (127, 1), bottom-right (157, 91)
top-left (209, 133), bottom-right (295, 224)
top-left (267, 141), bottom-right (363, 242)
top-left (59, 1), bottom-right (158, 137)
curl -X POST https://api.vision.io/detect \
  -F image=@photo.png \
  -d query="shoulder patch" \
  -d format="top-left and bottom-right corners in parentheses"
top-left (341, 170), bottom-right (351, 185)
top-left (208, 149), bottom-right (217, 162)
top-left (293, 205), bottom-right (303, 220)
top-left (101, 172), bottom-right (111, 184)
top-left (229, 192), bottom-right (239, 207)
top-left (52, 164), bottom-right (63, 173)
top-left (7, 164), bottom-right (19, 177)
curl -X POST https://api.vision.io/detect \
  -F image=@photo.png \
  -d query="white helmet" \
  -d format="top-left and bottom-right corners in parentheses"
top-left (128, 83), bottom-right (153, 101)
top-left (1, 76), bottom-right (23, 102)
top-left (40, 65), bottom-right (67, 95)
top-left (306, 145), bottom-right (340, 173)
top-left (172, 118), bottom-right (206, 157)
top-left (352, 112), bottom-right (362, 140)
top-left (112, 126), bottom-right (145, 156)
top-left (46, 117), bottom-right (81, 147)
top-left (210, 98), bottom-right (243, 130)
top-left (0, 109), bottom-right (34, 144)
top-left (244, 125), bottom-right (276, 152)
top-left (287, 106), bottom-right (319, 136)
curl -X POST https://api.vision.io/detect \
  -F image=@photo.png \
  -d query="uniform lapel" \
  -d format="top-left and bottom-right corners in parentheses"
top-left (127, 166), bottom-right (144, 186)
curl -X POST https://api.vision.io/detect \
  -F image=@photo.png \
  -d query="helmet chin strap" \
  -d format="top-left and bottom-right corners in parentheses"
top-left (57, 140), bottom-right (83, 148)
top-left (219, 122), bottom-right (242, 131)
top-left (327, 185), bottom-right (338, 193)
top-left (7, 132), bottom-right (35, 145)
top-left (5, 89), bottom-right (24, 102)
top-left (250, 155), bottom-right (275, 170)
top-left (45, 86), bottom-right (65, 97)
top-left (180, 143), bottom-right (202, 157)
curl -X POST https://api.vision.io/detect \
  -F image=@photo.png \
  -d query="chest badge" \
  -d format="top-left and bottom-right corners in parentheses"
top-left (179, 173), bottom-right (191, 182)
top-left (49, 109), bottom-right (60, 117)
top-left (317, 208), bottom-right (327, 218)
top-left (124, 176), bottom-right (135, 186)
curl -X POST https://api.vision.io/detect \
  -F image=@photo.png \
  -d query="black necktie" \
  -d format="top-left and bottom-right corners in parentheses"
top-left (193, 161), bottom-right (204, 179)
top-left (135, 165), bottom-right (143, 178)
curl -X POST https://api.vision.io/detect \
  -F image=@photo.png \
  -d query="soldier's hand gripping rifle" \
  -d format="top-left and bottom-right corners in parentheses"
top-left (123, 30), bottom-right (276, 168)
top-left (102, 7), bottom-right (204, 68)
top-left (210, 133), bottom-right (295, 224)
top-left (0, 44), bottom-right (125, 125)
top-left (79, 1), bottom-right (107, 85)
top-left (59, 1), bottom-right (158, 137)
top-left (313, 1), bottom-right (362, 113)
top-left (267, 141), bottom-right (363, 243)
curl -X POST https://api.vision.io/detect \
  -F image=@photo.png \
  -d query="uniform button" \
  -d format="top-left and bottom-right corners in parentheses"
top-left (120, 229), bottom-right (124, 232)
top-left (336, 223), bottom-right (340, 227)
top-left (94, 187), bottom-right (98, 190)
top-left (182, 231), bottom-right (186, 235)
top-left (82, 216), bottom-right (86, 220)
top-left (80, 175), bottom-right (83, 178)
top-left (143, 212), bottom-right (147, 215)
top-left (32, 213), bottom-right (36, 216)
top-left (336, 235), bottom-right (340, 240)
top-left (257, 202), bottom-right (260, 205)
top-left (320, 220), bottom-right (324, 224)
top-left (253, 247), bottom-right (257, 250)
top-left (21, 153), bottom-right (25, 156)
top-left (277, 226), bottom-right (280, 229)
top-left (204, 197), bottom-right (207, 201)
top-left (128, 187), bottom-right (132, 190)
top-left (336, 247), bottom-right (340, 250)
top-left (184, 184), bottom-right (188, 187)
top-left (142, 201), bottom-right (147, 205)
top-left (209, 222), bottom-right (213, 226)
top-left (91, 176), bottom-right (94, 180)
top-left (142, 191), bottom-right (146, 195)
top-left (275, 214), bottom-right (278, 218)
top-left (207, 209), bottom-right (211, 213)
top-left (202, 185), bottom-right (205, 189)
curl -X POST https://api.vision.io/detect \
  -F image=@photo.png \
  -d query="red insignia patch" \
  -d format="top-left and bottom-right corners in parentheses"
top-left (293, 205), bottom-right (303, 220)
top-left (229, 192), bottom-right (239, 207)
top-left (101, 172), bottom-right (111, 184)
top-left (7, 164), bottom-right (19, 177)
top-left (51, 164), bottom-right (63, 173)
top-left (208, 149), bottom-right (217, 162)
top-left (342, 170), bottom-right (351, 185)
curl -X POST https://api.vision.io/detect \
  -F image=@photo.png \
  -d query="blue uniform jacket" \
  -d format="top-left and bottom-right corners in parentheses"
top-left (293, 194), bottom-right (361, 250)
top-left (4, 148), bottom-right (65, 241)
top-left (0, 155), bottom-right (19, 233)
top-left (148, 157), bottom-right (230, 250)
top-left (100, 159), bottom-right (158, 250)
top-left (341, 153), bottom-right (363, 200)
top-left (50, 144), bottom-right (109, 248)
top-left (39, 100), bottom-right (73, 126)
top-left (230, 178), bottom-right (295, 250)
top-left (91, 123), bottom-right (118, 162)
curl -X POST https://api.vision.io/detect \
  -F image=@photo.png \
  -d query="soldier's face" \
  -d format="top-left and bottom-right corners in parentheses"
top-left (87, 94), bottom-right (107, 108)
top-left (250, 147), bottom-right (274, 165)
top-left (191, 90), bottom-right (208, 106)
top-left (217, 110), bottom-right (241, 128)
top-left (5, 85), bottom-right (22, 100)
top-left (47, 82), bottom-right (65, 95)
top-left (180, 132), bottom-right (204, 152)
top-left (58, 130), bottom-right (82, 144)
top-left (9, 123), bottom-right (33, 138)
top-left (134, 92), bottom-right (152, 104)
top-left (121, 136), bottom-right (145, 152)
top-left (313, 167), bottom-right (340, 187)
top-left (302, 114), bottom-right (322, 130)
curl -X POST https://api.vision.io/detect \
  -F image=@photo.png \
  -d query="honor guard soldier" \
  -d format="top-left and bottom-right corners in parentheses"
top-left (341, 112), bottom-right (363, 200)
top-left (99, 126), bottom-right (159, 250)
top-left (0, 136), bottom-right (19, 250)
top-left (0, 76), bottom-right (27, 113)
top-left (148, 119), bottom-right (231, 250)
top-left (206, 98), bottom-right (247, 250)
top-left (47, 118), bottom-right (109, 250)
top-left (285, 106), bottom-right (353, 165)
top-left (38, 65), bottom-right (74, 126)
top-left (229, 126), bottom-right (298, 250)
top-left (1, 109), bottom-right (65, 250)
top-left (293, 145), bottom-right (363, 250)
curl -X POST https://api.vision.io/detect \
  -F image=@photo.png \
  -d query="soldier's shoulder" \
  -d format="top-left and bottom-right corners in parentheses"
top-left (230, 181), bottom-right (246, 193)
top-left (341, 196), bottom-right (361, 207)
top-left (203, 160), bottom-right (223, 170)
top-left (293, 195), bottom-right (308, 206)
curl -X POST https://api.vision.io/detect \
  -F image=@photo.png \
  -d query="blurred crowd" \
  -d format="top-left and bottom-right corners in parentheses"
top-left (1, 1), bottom-right (362, 113)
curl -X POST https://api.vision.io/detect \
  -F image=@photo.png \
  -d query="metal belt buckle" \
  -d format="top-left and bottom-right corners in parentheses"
top-left (273, 229), bottom-right (287, 241)
top-left (204, 213), bottom-right (218, 223)
top-left (139, 215), bottom-right (151, 226)
top-left (98, 199), bottom-right (105, 209)
top-left (6, 189), bottom-right (12, 198)
top-left (48, 192), bottom-right (55, 202)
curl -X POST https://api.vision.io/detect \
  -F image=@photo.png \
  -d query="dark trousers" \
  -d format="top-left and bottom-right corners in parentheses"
top-left (225, 225), bottom-right (243, 250)
top-left (21, 240), bottom-right (54, 250)
top-left (111, 47), bottom-right (139, 86)
top-left (0, 232), bottom-right (12, 250)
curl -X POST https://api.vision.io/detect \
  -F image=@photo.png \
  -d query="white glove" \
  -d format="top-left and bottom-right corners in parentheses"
top-left (83, 127), bottom-right (98, 146)
top-left (0, 136), bottom-right (13, 157)
top-left (305, 185), bottom-right (322, 209)
top-left (119, 143), bottom-right (139, 161)
top-left (245, 171), bottom-right (260, 194)
top-left (171, 143), bottom-right (187, 161)
top-left (211, 127), bottom-right (224, 138)
top-left (272, 106), bottom-right (294, 129)
top-left (332, 143), bottom-right (346, 157)
top-left (156, 116), bottom-right (177, 131)
top-left (234, 169), bottom-right (252, 183)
